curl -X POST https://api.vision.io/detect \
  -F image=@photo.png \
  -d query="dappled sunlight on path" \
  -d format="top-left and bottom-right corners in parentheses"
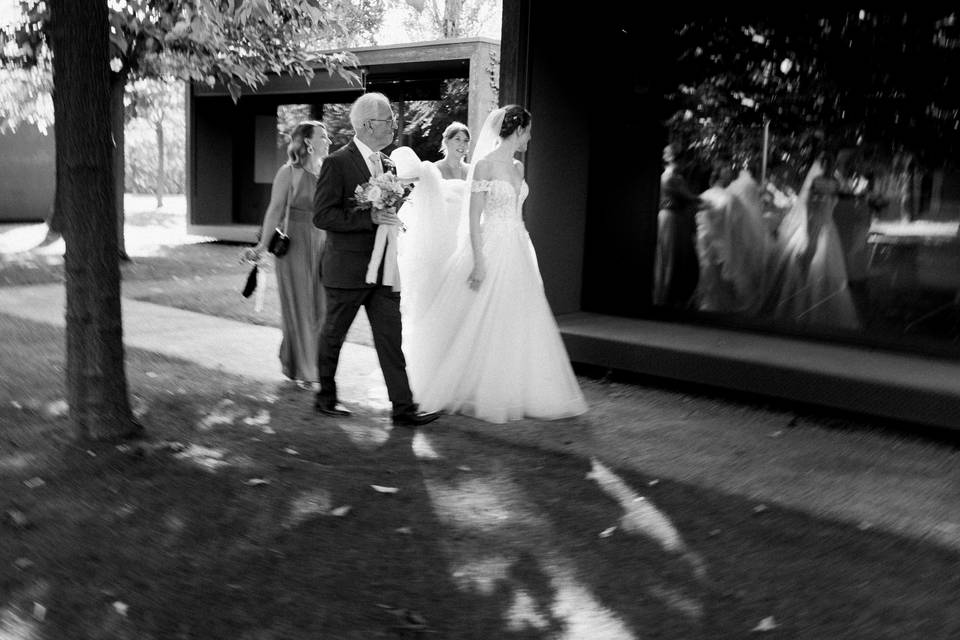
top-left (586, 458), bottom-right (708, 583)
top-left (415, 430), bottom-right (710, 638)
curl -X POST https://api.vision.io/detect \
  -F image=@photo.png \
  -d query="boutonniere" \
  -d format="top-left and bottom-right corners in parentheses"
top-left (381, 154), bottom-right (396, 174)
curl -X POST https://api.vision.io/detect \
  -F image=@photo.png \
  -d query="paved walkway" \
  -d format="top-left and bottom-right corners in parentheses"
top-left (1, 282), bottom-right (958, 551)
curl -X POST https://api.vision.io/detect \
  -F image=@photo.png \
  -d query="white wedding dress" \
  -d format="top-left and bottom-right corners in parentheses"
top-left (397, 164), bottom-right (466, 326)
top-left (402, 176), bottom-right (588, 423)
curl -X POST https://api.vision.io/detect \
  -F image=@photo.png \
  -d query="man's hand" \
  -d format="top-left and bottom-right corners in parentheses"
top-left (371, 207), bottom-right (402, 226)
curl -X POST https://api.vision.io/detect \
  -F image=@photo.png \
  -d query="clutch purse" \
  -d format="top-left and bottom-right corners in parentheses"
top-left (267, 228), bottom-right (290, 256)
top-left (267, 165), bottom-right (295, 257)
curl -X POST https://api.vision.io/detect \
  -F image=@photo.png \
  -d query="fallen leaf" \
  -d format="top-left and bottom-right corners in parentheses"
top-left (23, 477), bottom-right (45, 489)
top-left (43, 399), bottom-right (69, 418)
top-left (456, 465), bottom-right (472, 472)
top-left (261, 426), bottom-right (276, 435)
top-left (114, 503), bottom-right (136, 518)
top-left (113, 601), bottom-right (129, 616)
top-left (245, 478), bottom-right (270, 486)
top-left (767, 430), bottom-right (784, 438)
top-left (5, 509), bottom-right (30, 529)
top-left (599, 526), bottom-right (617, 538)
top-left (752, 504), bottom-right (769, 515)
top-left (242, 410), bottom-right (271, 427)
top-left (377, 605), bottom-right (430, 628)
top-left (395, 526), bottom-right (413, 534)
top-left (751, 616), bottom-right (778, 632)
top-left (330, 505), bottom-right (352, 517)
top-left (32, 602), bottom-right (46, 622)
top-left (145, 372), bottom-right (158, 378)
top-left (647, 479), bottom-right (660, 487)
top-left (11, 401), bottom-right (22, 409)
top-left (131, 396), bottom-right (149, 419)
top-left (14, 557), bottom-right (34, 570)
top-left (197, 399), bottom-right (244, 431)
top-left (371, 485), bottom-right (399, 494)
top-left (282, 447), bottom-right (299, 456)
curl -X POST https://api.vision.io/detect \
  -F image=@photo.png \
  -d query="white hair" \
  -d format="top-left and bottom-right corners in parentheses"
top-left (349, 92), bottom-right (390, 130)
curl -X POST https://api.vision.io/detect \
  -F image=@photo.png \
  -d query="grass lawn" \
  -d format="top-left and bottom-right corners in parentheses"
top-left (2, 211), bottom-right (960, 638)
top-left (3, 317), bottom-right (960, 639)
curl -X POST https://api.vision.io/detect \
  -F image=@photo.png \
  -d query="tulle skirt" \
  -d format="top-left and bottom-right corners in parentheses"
top-left (403, 220), bottom-right (588, 423)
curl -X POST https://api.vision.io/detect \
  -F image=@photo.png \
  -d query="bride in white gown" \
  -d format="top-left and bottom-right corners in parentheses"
top-left (401, 105), bottom-right (588, 423)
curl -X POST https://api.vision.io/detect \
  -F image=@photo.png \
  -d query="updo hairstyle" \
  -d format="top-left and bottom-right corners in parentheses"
top-left (287, 120), bottom-right (325, 167)
top-left (498, 105), bottom-right (531, 139)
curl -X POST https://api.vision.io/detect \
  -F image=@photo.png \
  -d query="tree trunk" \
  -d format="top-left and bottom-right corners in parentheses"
top-left (40, 136), bottom-right (64, 245)
top-left (50, 0), bottom-right (140, 441)
top-left (111, 71), bottom-right (130, 261)
top-left (442, 0), bottom-right (463, 37)
top-left (155, 118), bottom-right (164, 208)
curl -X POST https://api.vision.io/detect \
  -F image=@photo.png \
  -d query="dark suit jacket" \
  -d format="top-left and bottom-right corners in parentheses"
top-left (313, 139), bottom-right (394, 288)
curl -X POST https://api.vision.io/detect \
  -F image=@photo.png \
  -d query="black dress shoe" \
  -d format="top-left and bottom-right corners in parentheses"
top-left (392, 410), bottom-right (440, 427)
top-left (315, 401), bottom-right (351, 417)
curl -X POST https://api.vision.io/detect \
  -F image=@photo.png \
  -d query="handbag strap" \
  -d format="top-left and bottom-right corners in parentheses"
top-left (281, 164), bottom-right (296, 234)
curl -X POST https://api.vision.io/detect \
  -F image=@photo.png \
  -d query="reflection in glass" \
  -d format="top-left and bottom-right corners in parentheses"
top-left (656, 10), bottom-right (960, 346)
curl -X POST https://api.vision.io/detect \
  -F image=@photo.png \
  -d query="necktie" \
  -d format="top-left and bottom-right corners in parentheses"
top-left (369, 152), bottom-right (383, 177)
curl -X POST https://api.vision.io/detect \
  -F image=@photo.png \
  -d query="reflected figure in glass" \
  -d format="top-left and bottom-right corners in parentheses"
top-left (654, 143), bottom-right (702, 309)
top-left (766, 152), bottom-right (860, 329)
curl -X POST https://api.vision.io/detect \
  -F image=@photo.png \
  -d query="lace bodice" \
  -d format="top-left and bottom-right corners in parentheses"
top-left (471, 179), bottom-right (529, 224)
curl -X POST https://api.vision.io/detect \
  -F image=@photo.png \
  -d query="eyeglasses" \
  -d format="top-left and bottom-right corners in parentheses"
top-left (368, 117), bottom-right (397, 126)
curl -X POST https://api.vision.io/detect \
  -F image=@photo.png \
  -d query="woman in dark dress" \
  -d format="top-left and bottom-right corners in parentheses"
top-left (243, 121), bottom-right (330, 388)
top-left (654, 143), bottom-right (702, 308)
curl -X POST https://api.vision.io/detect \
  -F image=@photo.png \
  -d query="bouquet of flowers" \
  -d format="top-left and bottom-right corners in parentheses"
top-left (355, 173), bottom-right (413, 291)
top-left (352, 173), bottom-right (412, 219)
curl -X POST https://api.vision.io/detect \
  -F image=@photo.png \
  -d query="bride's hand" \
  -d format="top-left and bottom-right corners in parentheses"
top-left (467, 263), bottom-right (486, 291)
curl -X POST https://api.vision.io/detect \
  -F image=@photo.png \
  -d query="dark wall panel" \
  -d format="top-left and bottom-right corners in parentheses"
top-left (0, 126), bottom-right (55, 222)
top-left (192, 96), bottom-right (236, 226)
top-left (523, 2), bottom-right (591, 314)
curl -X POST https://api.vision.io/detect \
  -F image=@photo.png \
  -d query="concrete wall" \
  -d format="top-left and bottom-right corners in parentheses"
top-left (0, 126), bottom-right (55, 222)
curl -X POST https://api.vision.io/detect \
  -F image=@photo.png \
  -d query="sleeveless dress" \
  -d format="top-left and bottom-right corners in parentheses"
top-left (403, 178), bottom-right (588, 423)
top-left (275, 166), bottom-right (326, 382)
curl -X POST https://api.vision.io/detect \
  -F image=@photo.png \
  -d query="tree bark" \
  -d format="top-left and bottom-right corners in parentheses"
top-left (441, 0), bottom-right (463, 37)
top-left (111, 71), bottom-right (130, 261)
top-left (50, 0), bottom-right (140, 441)
top-left (155, 118), bottom-right (164, 208)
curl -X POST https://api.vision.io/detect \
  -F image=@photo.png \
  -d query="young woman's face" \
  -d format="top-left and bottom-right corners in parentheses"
top-left (445, 131), bottom-right (470, 160)
top-left (310, 128), bottom-right (331, 158)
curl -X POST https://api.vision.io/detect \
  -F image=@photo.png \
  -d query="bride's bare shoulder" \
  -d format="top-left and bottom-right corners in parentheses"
top-left (473, 157), bottom-right (495, 179)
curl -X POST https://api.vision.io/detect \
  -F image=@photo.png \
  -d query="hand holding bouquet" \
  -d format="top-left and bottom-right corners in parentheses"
top-left (353, 174), bottom-right (412, 229)
top-left (356, 174), bottom-right (412, 291)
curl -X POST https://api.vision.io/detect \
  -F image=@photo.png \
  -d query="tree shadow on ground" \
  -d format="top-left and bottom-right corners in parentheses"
top-left (3, 315), bottom-right (959, 639)
top-left (0, 322), bottom-right (573, 639)
top-left (414, 423), bottom-right (960, 639)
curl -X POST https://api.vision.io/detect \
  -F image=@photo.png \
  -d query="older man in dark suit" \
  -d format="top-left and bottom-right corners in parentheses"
top-left (312, 92), bottom-right (438, 427)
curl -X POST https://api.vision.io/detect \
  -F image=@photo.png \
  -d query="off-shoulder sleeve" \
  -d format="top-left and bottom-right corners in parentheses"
top-left (470, 179), bottom-right (492, 193)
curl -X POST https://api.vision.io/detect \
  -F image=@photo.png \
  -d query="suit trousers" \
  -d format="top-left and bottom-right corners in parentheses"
top-left (317, 284), bottom-right (415, 416)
